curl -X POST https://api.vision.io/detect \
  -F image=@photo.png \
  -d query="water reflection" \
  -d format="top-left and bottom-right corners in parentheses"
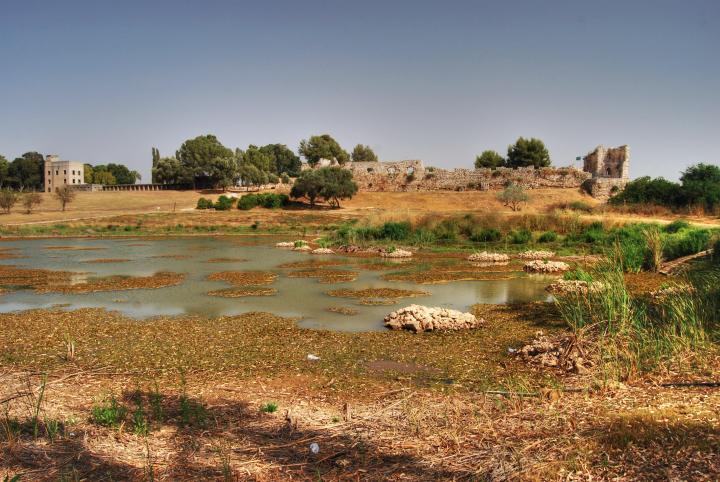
top-left (0, 237), bottom-right (553, 332)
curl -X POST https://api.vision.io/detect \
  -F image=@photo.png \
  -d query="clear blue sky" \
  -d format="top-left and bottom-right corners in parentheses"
top-left (1, 0), bottom-right (718, 181)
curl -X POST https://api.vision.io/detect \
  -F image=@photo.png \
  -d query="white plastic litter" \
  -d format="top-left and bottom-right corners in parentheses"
top-left (310, 442), bottom-right (320, 454)
top-left (307, 354), bottom-right (320, 361)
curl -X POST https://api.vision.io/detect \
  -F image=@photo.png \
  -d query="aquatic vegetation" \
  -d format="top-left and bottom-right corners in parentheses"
top-left (286, 269), bottom-right (358, 283)
top-left (207, 287), bottom-right (277, 297)
top-left (206, 271), bottom-right (277, 286)
top-left (326, 288), bottom-right (428, 299)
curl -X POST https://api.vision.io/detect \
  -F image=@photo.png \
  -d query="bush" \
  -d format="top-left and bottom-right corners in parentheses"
top-left (433, 219), bottom-right (459, 242)
top-left (91, 397), bottom-right (127, 427)
top-left (663, 228), bottom-right (712, 260)
top-left (196, 197), bottom-right (213, 210)
top-left (214, 195), bottom-right (235, 210)
top-left (509, 228), bottom-right (532, 244)
top-left (538, 231), bottom-right (558, 243)
top-left (469, 227), bottom-right (502, 243)
top-left (379, 221), bottom-right (412, 241)
top-left (568, 201), bottom-right (592, 213)
top-left (238, 193), bottom-right (289, 210)
top-left (664, 219), bottom-right (691, 234)
top-left (238, 194), bottom-right (259, 210)
top-left (563, 268), bottom-right (593, 282)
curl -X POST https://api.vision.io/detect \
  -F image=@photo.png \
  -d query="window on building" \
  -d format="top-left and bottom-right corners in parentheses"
top-left (56, 170), bottom-right (59, 175)
top-left (48, 170), bottom-right (51, 176)
top-left (64, 170), bottom-right (67, 175)
top-left (64, 179), bottom-right (67, 184)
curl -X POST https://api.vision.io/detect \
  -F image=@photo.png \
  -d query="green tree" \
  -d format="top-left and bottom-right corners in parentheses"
top-left (206, 156), bottom-right (237, 190)
top-left (177, 135), bottom-right (234, 188)
top-left (680, 163), bottom-right (720, 211)
top-left (0, 155), bottom-right (9, 188)
top-left (351, 144), bottom-right (378, 163)
top-left (93, 170), bottom-right (117, 185)
top-left (259, 144), bottom-right (301, 176)
top-left (152, 157), bottom-right (191, 185)
top-left (298, 134), bottom-right (349, 167)
top-left (475, 150), bottom-right (505, 169)
top-left (84, 164), bottom-right (94, 184)
top-left (8, 152), bottom-right (44, 190)
top-left (497, 184), bottom-right (529, 211)
top-left (506, 137), bottom-right (551, 168)
top-left (290, 167), bottom-right (358, 208)
top-left (237, 145), bottom-right (273, 173)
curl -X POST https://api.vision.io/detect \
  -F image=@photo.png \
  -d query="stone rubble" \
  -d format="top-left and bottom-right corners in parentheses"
top-left (293, 245), bottom-right (312, 252)
top-left (523, 260), bottom-right (570, 273)
top-left (311, 248), bottom-right (335, 255)
top-left (275, 242), bottom-right (295, 248)
top-left (518, 250), bottom-right (556, 260)
top-left (516, 331), bottom-right (592, 373)
top-left (381, 249), bottom-right (413, 258)
top-left (467, 251), bottom-right (510, 263)
top-left (546, 279), bottom-right (603, 295)
top-left (384, 304), bottom-right (483, 332)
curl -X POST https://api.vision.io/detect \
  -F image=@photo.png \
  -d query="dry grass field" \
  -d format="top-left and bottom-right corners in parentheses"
top-left (2, 188), bottom-right (717, 229)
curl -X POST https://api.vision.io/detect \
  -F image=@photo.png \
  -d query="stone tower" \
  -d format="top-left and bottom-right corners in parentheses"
top-left (581, 145), bottom-right (630, 201)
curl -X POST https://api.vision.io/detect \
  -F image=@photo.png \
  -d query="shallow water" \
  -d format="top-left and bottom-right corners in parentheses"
top-left (0, 237), bottom-right (553, 332)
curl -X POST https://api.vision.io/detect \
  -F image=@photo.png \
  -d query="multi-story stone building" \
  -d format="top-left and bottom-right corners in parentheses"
top-left (44, 155), bottom-right (84, 192)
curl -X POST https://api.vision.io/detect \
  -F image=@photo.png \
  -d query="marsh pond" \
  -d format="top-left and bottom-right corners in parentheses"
top-left (0, 237), bottom-right (553, 331)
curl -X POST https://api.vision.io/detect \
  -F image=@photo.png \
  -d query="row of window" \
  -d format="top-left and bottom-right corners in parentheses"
top-left (47, 169), bottom-right (80, 176)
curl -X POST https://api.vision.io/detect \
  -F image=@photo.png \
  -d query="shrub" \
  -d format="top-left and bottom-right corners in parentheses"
top-left (433, 219), bottom-right (460, 242)
top-left (470, 227), bottom-right (502, 242)
top-left (259, 193), bottom-right (289, 209)
top-left (379, 221), bottom-right (412, 241)
top-left (538, 231), bottom-right (558, 243)
top-left (664, 219), bottom-right (691, 234)
top-left (568, 201), bottom-right (592, 213)
top-left (238, 194), bottom-right (259, 210)
top-left (214, 195), bottom-right (235, 210)
top-left (497, 184), bottom-right (529, 211)
top-left (0, 190), bottom-right (19, 214)
top-left (663, 228), bottom-right (712, 260)
top-left (260, 402), bottom-right (278, 413)
top-left (196, 197), bottom-right (213, 210)
top-left (563, 268), bottom-right (593, 282)
top-left (509, 228), bottom-right (532, 244)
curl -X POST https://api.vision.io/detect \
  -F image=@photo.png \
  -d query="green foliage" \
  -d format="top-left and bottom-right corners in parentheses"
top-left (537, 231), bottom-right (558, 243)
top-left (196, 197), bottom-right (214, 210)
top-left (260, 402), bottom-right (278, 413)
top-left (152, 157), bottom-right (191, 186)
top-left (177, 134), bottom-right (234, 188)
top-left (664, 219), bottom-right (691, 234)
top-left (433, 219), bottom-right (460, 242)
top-left (179, 394), bottom-right (207, 428)
top-left (213, 195), bottom-right (235, 211)
top-left (237, 193), bottom-right (289, 210)
top-left (379, 221), bottom-right (412, 240)
top-left (259, 144), bottom-right (301, 176)
top-left (506, 137), bottom-right (551, 168)
top-left (563, 268), bottom-right (593, 282)
top-left (508, 228), bottom-right (532, 244)
top-left (497, 184), bottom-right (529, 211)
top-left (351, 144), bottom-right (378, 163)
top-left (680, 163), bottom-right (720, 211)
top-left (91, 397), bottom-right (127, 427)
top-left (132, 397), bottom-right (149, 436)
top-left (474, 150), bottom-right (505, 169)
top-left (92, 170), bottom-right (116, 185)
top-left (290, 167), bottom-right (358, 207)
top-left (469, 227), bottom-right (502, 242)
top-left (663, 228), bottom-right (712, 260)
top-left (298, 134), bottom-right (349, 167)
top-left (8, 152), bottom-right (44, 191)
top-left (610, 176), bottom-right (681, 206)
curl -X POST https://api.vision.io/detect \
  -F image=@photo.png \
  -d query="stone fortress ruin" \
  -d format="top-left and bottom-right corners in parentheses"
top-left (337, 144), bottom-right (629, 200)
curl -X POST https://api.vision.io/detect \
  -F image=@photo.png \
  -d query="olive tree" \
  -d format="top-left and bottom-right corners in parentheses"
top-left (22, 192), bottom-right (42, 214)
top-left (54, 185), bottom-right (76, 211)
top-left (497, 184), bottom-right (529, 211)
top-left (0, 190), bottom-right (19, 214)
top-left (298, 134), bottom-right (349, 167)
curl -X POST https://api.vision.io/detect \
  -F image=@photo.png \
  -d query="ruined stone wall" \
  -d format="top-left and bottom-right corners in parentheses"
top-left (343, 161), bottom-right (590, 192)
top-left (581, 145), bottom-right (630, 201)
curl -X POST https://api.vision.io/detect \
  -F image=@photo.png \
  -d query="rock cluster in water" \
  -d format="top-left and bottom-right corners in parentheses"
top-left (275, 241), bottom-right (295, 248)
top-left (384, 304), bottom-right (483, 332)
top-left (523, 260), bottom-right (570, 273)
top-left (311, 248), bottom-right (335, 255)
top-left (546, 279), bottom-right (602, 295)
top-left (518, 250), bottom-right (556, 260)
top-left (467, 251), bottom-right (510, 263)
top-left (381, 249), bottom-right (413, 258)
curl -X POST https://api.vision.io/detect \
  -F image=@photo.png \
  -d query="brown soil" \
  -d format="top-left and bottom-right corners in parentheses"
top-left (206, 271), bottom-right (277, 286)
top-left (382, 270), bottom-right (516, 284)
